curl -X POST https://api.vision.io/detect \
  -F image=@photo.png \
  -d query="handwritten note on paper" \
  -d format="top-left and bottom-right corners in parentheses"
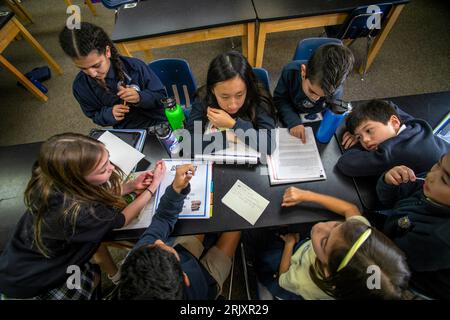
top-left (221, 180), bottom-right (269, 225)
top-left (98, 131), bottom-right (145, 176)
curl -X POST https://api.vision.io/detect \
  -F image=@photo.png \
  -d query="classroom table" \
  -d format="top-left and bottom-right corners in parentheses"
top-left (252, 0), bottom-right (409, 73)
top-left (0, 11), bottom-right (63, 102)
top-left (110, 125), bottom-right (361, 241)
top-left (336, 91), bottom-right (450, 211)
top-left (111, 0), bottom-right (257, 65)
top-left (0, 126), bottom-right (361, 250)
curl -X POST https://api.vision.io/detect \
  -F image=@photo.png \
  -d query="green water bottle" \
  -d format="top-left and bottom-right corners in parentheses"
top-left (162, 97), bottom-right (185, 131)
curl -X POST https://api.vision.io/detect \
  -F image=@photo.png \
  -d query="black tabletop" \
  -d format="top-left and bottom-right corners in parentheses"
top-left (336, 91), bottom-right (450, 211)
top-left (252, 0), bottom-right (409, 21)
top-left (0, 128), bottom-right (361, 248)
top-left (111, 0), bottom-right (256, 42)
top-left (0, 10), bottom-right (13, 29)
top-left (0, 142), bottom-right (41, 251)
top-left (111, 125), bottom-right (361, 241)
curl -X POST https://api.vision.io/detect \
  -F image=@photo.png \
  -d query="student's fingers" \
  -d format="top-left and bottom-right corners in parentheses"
top-left (208, 107), bottom-right (220, 114)
top-left (341, 132), bottom-right (352, 144)
top-left (386, 169), bottom-right (403, 185)
top-left (398, 166), bottom-right (416, 183)
top-left (115, 114), bottom-right (125, 121)
top-left (407, 167), bottom-right (417, 182)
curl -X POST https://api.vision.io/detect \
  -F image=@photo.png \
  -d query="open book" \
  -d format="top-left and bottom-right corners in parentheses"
top-left (194, 122), bottom-right (260, 164)
top-left (267, 127), bottom-right (326, 185)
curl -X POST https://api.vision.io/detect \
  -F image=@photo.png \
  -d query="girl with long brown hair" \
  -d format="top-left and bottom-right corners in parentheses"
top-left (0, 133), bottom-right (166, 299)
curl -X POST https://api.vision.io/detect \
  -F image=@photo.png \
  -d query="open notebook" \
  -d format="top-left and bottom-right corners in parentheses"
top-left (194, 122), bottom-right (260, 164)
top-left (115, 160), bottom-right (213, 231)
top-left (267, 127), bottom-right (326, 185)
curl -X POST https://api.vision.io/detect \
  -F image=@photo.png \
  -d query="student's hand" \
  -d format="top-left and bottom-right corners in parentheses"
top-left (281, 187), bottom-right (312, 207)
top-left (172, 164), bottom-right (196, 194)
top-left (112, 104), bottom-right (130, 121)
top-left (132, 171), bottom-right (154, 191)
top-left (384, 165), bottom-right (417, 186)
top-left (341, 131), bottom-right (358, 150)
top-left (226, 130), bottom-right (239, 144)
top-left (117, 85), bottom-right (140, 104)
top-left (148, 160), bottom-right (166, 192)
top-left (207, 107), bottom-right (236, 129)
top-left (280, 233), bottom-right (300, 246)
top-left (289, 124), bottom-right (306, 143)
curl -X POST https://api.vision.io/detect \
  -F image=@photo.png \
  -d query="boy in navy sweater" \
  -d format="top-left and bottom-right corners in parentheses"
top-left (376, 152), bottom-right (450, 299)
top-left (337, 100), bottom-right (450, 177)
top-left (118, 164), bottom-right (241, 300)
top-left (273, 44), bottom-right (354, 142)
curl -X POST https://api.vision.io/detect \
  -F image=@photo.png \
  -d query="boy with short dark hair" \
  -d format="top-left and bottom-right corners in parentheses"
top-left (118, 164), bottom-right (241, 300)
top-left (337, 100), bottom-right (450, 177)
top-left (274, 43), bottom-right (355, 142)
top-left (375, 152), bottom-right (450, 299)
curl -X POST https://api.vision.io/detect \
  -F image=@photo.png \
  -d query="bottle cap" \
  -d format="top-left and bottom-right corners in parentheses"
top-left (327, 100), bottom-right (352, 114)
top-left (161, 97), bottom-right (177, 109)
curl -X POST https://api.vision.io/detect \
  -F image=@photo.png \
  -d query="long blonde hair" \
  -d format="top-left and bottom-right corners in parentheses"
top-left (24, 133), bottom-right (127, 257)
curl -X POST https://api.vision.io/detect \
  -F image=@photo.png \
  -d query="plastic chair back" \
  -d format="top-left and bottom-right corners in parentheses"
top-left (253, 67), bottom-right (271, 92)
top-left (101, 0), bottom-right (138, 10)
top-left (293, 37), bottom-right (343, 61)
top-left (327, 3), bottom-right (393, 39)
top-left (148, 58), bottom-right (197, 112)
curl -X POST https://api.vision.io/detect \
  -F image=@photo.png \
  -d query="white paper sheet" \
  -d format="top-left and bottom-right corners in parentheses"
top-left (221, 179), bottom-right (269, 225)
top-left (266, 127), bottom-right (326, 185)
top-left (115, 195), bottom-right (156, 231)
top-left (98, 131), bottom-right (145, 176)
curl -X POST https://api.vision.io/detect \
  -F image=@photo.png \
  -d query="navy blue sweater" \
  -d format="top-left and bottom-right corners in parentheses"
top-left (376, 176), bottom-right (450, 299)
top-left (73, 56), bottom-right (166, 129)
top-left (186, 99), bottom-right (276, 156)
top-left (0, 194), bottom-right (125, 298)
top-left (133, 184), bottom-right (217, 300)
top-left (273, 60), bottom-right (343, 129)
top-left (337, 119), bottom-right (450, 177)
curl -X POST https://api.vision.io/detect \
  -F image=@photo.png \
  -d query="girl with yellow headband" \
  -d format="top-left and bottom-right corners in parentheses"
top-left (244, 187), bottom-right (411, 300)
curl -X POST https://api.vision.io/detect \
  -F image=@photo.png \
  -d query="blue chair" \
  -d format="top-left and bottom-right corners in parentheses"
top-left (293, 37), bottom-right (343, 61)
top-left (324, 3), bottom-right (393, 75)
top-left (253, 67), bottom-right (271, 92)
top-left (148, 58), bottom-right (197, 116)
top-left (101, 0), bottom-right (138, 10)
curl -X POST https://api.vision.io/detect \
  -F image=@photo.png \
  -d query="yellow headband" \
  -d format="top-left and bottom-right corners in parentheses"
top-left (337, 228), bottom-right (372, 272)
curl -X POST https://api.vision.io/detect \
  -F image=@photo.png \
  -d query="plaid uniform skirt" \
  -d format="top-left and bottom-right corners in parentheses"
top-left (1, 262), bottom-right (100, 300)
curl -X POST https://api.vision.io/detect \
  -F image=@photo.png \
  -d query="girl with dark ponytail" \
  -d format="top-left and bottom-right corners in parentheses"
top-left (59, 22), bottom-right (166, 129)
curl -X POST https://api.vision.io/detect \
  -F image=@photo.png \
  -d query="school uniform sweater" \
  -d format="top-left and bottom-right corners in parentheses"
top-left (337, 119), bottom-right (450, 177)
top-left (0, 193), bottom-right (125, 298)
top-left (376, 177), bottom-right (450, 299)
top-left (186, 99), bottom-right (276, 156)
top-left (73, 56), bottom-right (166, 129)
top-left (273, 60), bottom-right (344, 129)
top-left (133, 185), bottom-right (218, 299)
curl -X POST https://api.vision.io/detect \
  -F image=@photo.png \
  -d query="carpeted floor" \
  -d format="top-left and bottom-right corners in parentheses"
top-left (0, 0), bottom-right (449, 146)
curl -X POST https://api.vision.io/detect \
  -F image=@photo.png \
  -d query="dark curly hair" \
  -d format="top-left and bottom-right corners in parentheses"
top-left (306, 43), bottom-right (355, 97)
top-left (118, 245), bottom-right (184, 300)
top-left (58, 22), bottom-right (125, 86)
